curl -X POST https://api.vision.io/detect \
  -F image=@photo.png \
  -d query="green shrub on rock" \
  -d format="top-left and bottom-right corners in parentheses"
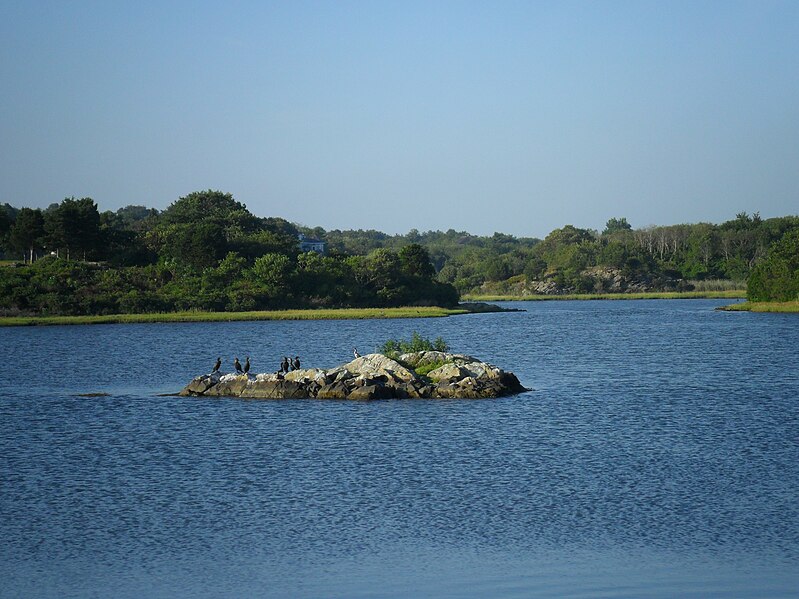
top-left (379, 331), bottom-right (449, 359)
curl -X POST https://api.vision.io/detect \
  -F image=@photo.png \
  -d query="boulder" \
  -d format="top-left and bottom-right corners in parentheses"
top-left (245, 379), bottom-right (307, 399)
top-left (284, 368), bottom-right (326, 383)
top-left (212, 374), bottom-right (250, 396)
top-left (344, 354), bottom-right (416, 383)
top-left (426, 363), bottom-right (471, 383)
top-left (316, 381), bottom-right (350, 399)
top-left (399, 351), bottom-right (450, 368)
top-left (179, 373), bottom-right (219, 396)
top-left (347, 384), bottom-right (395, 400)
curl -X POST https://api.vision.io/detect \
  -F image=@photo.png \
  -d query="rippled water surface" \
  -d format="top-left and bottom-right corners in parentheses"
top-left (1, 300), bottom-right (798, 598)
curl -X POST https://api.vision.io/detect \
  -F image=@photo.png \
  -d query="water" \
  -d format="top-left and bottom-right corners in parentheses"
top-left (1, 300), bottom-right (797, 598)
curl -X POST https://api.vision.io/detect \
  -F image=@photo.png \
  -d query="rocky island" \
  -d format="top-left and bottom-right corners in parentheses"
top-left (180, 352), bottom-right (527, 400)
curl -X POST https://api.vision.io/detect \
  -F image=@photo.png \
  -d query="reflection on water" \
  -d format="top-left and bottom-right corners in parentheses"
top-left (1, 300), bottom-right (797, 597)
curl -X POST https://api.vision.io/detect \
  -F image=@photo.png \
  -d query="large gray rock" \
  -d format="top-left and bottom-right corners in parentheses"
top-left (343, 354), bottom-right (417, 383)
top-left (284, 368), bottom-right (326, 383)
top-left (179, 352), bottom-right (527, 400)
top-left (426, 363), bottom-right (471, 383)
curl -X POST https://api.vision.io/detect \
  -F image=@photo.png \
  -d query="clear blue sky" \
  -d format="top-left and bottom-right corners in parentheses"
top-left (1, 1), bottom-right (797, 238)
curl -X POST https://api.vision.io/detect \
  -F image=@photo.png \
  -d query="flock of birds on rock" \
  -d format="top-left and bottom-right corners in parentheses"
top-left (212, 356), bottom-right (251, 375)
top-left (210, 348), bottom-right (363, 377)
top-left (210, 355), bottom-right (302, 376)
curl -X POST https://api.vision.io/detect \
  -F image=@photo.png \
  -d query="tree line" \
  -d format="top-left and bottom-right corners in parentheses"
top-left (0, 191), bottom-right (797, 316)
top-left (0, 191), bottom-right (456, 316)
top-left (305, 213), bottom-right (799, 298)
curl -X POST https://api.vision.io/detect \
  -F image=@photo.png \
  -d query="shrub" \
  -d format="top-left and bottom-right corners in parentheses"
top-left (414, 360), bottom-right (447, 376)
top-left (379, 331), bottom-right (449, 359)
top-left (747, 228), bottom-right (799, 302)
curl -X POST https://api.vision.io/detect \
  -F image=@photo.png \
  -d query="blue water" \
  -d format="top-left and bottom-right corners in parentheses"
top-left (1, 300), bottom-right (798, 598)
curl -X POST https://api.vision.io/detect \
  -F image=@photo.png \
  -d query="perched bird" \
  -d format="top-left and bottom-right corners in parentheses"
top-left (212, 357), bottom-right (221, 373)
top-left (292, 356), bottom-right (301, 370)
top-left (353, 347), bottom-right (360, 359)
top-left (243, 356), bottom-right (250, 374)
top-left (234, 357), bottom-right (243, 374)
top-left (280, 356), bottom-right (289, 373)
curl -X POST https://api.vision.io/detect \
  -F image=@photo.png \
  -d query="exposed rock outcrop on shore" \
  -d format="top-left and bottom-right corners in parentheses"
top-left (473, 266), bottom-right (694, 296)
top-left (179, 352), bottom-right (528, 400)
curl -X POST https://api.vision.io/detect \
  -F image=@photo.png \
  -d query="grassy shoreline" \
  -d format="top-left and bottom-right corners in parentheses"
top-left (462, 290), bottom-right (746, 302)
top-left (0, 306), bottom-right (468, 327)
top-left (717, 301), bottom-right (799, 313)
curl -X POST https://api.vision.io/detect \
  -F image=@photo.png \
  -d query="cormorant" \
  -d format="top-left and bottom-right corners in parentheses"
top-left (353, 347), bottom-right (360, 358)
top-left (243, 356), bottom-right (250, 374)
top-left (234, 357), bottom-right (243, 374)
top-left (292, 356), bottom-right (301, 370)
top-left (212, 357), bottom-right (221, 373)
top-left (280, 356), bottom-right (289, 373)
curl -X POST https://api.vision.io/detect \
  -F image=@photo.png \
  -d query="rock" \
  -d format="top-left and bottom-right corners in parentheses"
top-left (212, 374), bottom-right (250, 397)
top-left (344, 354), bottom-right (417, 383)
top-left (284, 368), bottom-right (326, 383)
top-left (316, 381), bottom-right (350, 399)
top-left (426, 363), bottom-right (470, 383)
top-left (399, 351), bottom-right (450, 368)
top-left (179, 352), bottom-right (528, 400)
top-left (179, 374), bottom-right (219, 396)
top-left (245, 379), bottom-right (307, 399)
top-left (347, 384), bottom-right (395, 400)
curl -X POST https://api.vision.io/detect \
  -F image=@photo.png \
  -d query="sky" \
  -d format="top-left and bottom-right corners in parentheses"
top-left (1, 1), bottom-right (798, 238)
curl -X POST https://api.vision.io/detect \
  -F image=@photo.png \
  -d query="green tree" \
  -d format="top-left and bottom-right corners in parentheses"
top-left (251, 253), bottom-right (294, 295)
top-left (8, 208), bottom-right (45, 262)
top-left (43, 197), bottom-right (102, 260)
top-left (747, 228), bottom-right (799, 302)
top-left (203, 252), bottom-right (247, 293)
top-left (162, 190), bottom-right (252, 225)
top-left (398, 243), bottom-right (436, 279)
top-left (0, 206), bottom-right (12, 250)
top-left (602, 217), bottom-right (632, 236)
top-left (161, 222), bottom-right (228, 269)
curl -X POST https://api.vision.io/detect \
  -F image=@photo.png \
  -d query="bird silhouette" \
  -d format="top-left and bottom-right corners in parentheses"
top-left (353, 347), bottom-right (360, 358)
top-left (243, 356), bottom-right (250, 374)
top-left (212, 357), bottom-right (221, 372)
top-left (234, 357), bottom-right (243, 374)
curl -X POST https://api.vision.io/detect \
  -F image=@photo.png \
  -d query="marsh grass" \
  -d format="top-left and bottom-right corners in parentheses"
top-left (413, 360), bottom-right (448, 377)
top-left (718, 301), bottom-right (799, 313)
top-left (688, 279), bottom-right (746, 292)
top-left (0, 306), bottom-right (468, 327)
top-left (462, 290), bottom-right (746, 302)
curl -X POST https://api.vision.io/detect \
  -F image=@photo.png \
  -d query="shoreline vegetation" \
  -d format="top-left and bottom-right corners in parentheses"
top-left (0, 306), bottom-right (469, 327)
top-left (2, 193), bottom-right (797, 318)
top-left (463, 290), bottom-right (746, 302)
top-left (2, 292), bottom-right (778, 327)
top-left (718, 301), bottom-right (799, 313)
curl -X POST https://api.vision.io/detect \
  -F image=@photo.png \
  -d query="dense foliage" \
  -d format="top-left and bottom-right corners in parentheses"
top-left (1, 191), bottom-right (797, 315)
top-left (379, 332), bottom-right (449, 359)
top-left (746, 228), bottom-right (799, 302)
top-left (0, 192), bottom-right (457, 315)
top-left (314, 213), bottom-right (799, 296)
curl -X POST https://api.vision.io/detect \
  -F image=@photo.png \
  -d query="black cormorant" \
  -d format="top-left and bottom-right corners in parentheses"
top-left (243, 356), bottom-right (250, 374)
top-left (213, 357), bottom-right (221, 372)
top-left (234, 357), bottom-right (243, 374)
top-left (353, 348), bottom-right (360, 358)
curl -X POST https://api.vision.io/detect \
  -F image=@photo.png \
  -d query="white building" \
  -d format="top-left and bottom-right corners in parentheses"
top-left (298, 233), bottom-right (327, 254)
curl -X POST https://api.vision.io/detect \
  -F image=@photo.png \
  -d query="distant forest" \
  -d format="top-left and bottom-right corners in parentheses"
top-left (1, 190), bottom-right (797, 316)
